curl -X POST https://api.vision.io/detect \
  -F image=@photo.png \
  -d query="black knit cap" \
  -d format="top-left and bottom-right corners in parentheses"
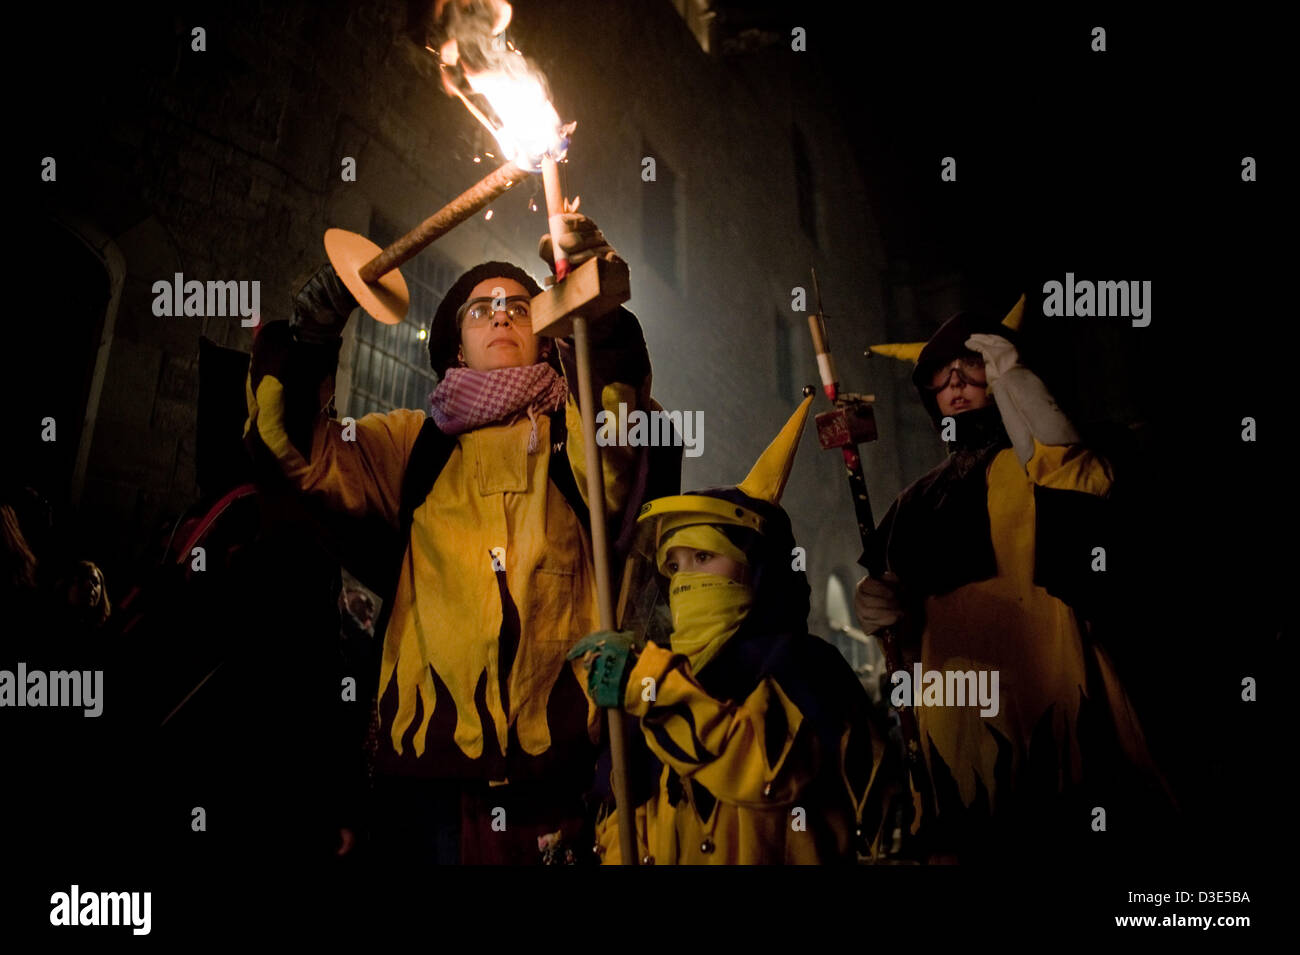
top-left (428, 261), bottom-right (546, 377)
top-left (911, 310), bottom-right (1018, 422)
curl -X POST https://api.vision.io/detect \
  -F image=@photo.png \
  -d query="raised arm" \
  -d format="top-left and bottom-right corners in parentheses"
top-left (244, 266), bottom-right (424, 526)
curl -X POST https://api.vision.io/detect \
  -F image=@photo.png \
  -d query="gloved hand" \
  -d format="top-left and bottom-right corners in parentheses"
top-left (538, 209), bottom-right (624, 274)
top-left (965, 333), bottom-right (1081, 466)
top-left (854, 573), bottom-right (903, 635)
top-left (963, 333), bottom-right (1019, 387)
top-left (290, 263), bottom-right (359, 345)
top-left (566, 629), bottom-right (638, 708)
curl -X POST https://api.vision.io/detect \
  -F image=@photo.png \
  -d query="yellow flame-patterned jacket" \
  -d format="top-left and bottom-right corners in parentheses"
top-left (244, 310), bottom-right (659, 786)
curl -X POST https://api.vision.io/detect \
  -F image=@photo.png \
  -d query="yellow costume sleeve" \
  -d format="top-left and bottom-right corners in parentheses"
top-left (1024, 439), bottom-right (1114, 497)
top-left (244, 324), bottom-right (424, 526)
top-left (623, 643), bottom-right (807, 804)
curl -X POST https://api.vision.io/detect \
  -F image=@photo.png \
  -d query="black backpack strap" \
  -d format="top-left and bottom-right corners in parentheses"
top-left (546, 407), bottom-right (591, 532)
top-left (548, 405), bottom-right (683, 564)
top-left (614, 431), bottom-right (683, 562)
top-left (403, 412), bottom-right (586, 538)
top-left (398, 417), bottom-right (458, 537)
top-left (368, 418), bottom-right (456, 640)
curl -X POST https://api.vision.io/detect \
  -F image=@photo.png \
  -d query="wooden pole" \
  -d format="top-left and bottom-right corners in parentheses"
top-left (358, 159), bottom-right (527, 283)
top-left (534, 148), bottom-right (634, 861)
top-left (807, 268), bottom-right (936, 842)
top-left (570, 318), bottom-right (638, 865)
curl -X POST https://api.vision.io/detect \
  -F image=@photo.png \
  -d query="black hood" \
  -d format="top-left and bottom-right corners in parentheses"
top-left (912, 310), bottom-right (1018, 425)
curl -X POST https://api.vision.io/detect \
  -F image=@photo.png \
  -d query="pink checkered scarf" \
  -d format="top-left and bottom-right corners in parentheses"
top-left (427, 363), bottom-right (568, 453)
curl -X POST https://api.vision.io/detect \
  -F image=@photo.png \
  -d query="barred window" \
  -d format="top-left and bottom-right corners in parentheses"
top-left (348, 211), bottom-right (464, 415)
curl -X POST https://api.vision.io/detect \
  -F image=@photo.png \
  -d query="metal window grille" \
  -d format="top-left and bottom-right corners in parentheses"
top-left (348, 212), bottom-right (465, 416)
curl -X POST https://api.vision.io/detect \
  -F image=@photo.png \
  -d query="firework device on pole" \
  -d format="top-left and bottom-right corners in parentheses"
top-left (806, 267), bottom-right (936, 843)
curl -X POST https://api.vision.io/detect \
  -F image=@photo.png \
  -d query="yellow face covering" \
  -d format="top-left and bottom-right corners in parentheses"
top-left (667, 573), bottom-right (753, 675)
top-left (656, 524), bottom-right (754, 674)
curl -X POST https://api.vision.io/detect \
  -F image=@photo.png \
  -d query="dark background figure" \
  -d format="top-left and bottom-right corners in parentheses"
top-left (53, 559), bottom-right (111, 637)
top-left (1, 502), bottom-right (42, 645)
top-left (332, 575), bottom-right (383, 862)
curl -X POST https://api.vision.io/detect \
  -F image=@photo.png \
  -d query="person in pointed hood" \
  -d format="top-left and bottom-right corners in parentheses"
top-left (569, 395), bottom-right (887, 864)
top-left (854, 299), bottom-right (1170, 862)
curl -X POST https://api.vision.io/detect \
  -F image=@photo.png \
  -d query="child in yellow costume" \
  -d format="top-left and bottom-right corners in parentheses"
top-left (244, 215), bottom-right (675, 863)
top-left (570, 395), bottom-right (887, 864)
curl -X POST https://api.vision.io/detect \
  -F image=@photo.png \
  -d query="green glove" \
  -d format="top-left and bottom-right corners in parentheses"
top-left (566, 630), bottom-right (638, 709)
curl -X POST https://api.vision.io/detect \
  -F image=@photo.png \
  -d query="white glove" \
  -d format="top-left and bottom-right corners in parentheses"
top-left (965, 333), bottom-right (1080, 466)
top-left (854, 573), bottom-right (903, 635)
top-left (964, 333), bottom-right (1019, 387)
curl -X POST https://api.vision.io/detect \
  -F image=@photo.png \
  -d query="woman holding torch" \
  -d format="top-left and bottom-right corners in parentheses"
top-left (243, 214), bottom-right (674, 864)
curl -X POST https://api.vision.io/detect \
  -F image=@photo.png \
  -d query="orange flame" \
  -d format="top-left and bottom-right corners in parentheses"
top-left (433, 1), bottom-right (569, 171)
top-left (463, 69), bottom-right (566, 168)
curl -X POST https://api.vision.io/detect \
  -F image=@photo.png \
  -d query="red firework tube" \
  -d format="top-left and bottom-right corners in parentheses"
top-left (808, 313), bottom-right (839, 401)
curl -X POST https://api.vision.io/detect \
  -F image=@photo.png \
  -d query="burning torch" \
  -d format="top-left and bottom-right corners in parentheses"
top-left (320, 3), bottom-right (639, 865)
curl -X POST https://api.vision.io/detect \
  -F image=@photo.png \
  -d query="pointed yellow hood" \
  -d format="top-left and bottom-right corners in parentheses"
top-left (636, 393), bottom-right (815, 555)
top-left (737, 393), bottom-right (814, 505)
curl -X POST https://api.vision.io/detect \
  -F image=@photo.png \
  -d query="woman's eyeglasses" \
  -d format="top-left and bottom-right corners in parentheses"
top-left (457, 296), bottom-right (532, 327)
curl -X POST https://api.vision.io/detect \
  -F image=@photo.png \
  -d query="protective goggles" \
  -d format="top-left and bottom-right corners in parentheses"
top-left (456, 295), bottom-right (532, 327)
top-left (924, 356), bottom-right (987, 392)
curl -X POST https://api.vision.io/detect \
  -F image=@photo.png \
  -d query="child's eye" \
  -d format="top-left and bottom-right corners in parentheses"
top-left (666, 562), bottom-right (678, 573)
top-left (695, 551), bottom-right (711, 563)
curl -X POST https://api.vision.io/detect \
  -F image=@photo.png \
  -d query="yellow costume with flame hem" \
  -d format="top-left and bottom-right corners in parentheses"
top-left (916, 439), bottom-right (1151, 813)
top-left (865, 300), bottom-right (1169, 855)
top-left (244, 311), bottom-right (652, 785)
